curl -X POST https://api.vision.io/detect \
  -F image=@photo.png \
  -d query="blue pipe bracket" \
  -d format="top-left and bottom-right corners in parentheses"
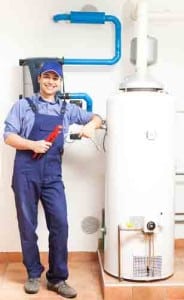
top-left (53, 11), bottom-right (122, 65)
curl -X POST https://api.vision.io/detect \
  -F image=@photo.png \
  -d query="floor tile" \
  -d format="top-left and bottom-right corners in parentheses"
top-left (0, 258), bottom-right (103, 300)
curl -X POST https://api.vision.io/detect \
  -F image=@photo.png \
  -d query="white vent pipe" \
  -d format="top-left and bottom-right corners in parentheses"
top-left (129, 0), bottom-right (184, 22)
top-left (149, 11), bottom-right (184, 22)
top-left (131, 0), bottom-right (148, 78)
top-left (120, 0), bottom-right (164, 90)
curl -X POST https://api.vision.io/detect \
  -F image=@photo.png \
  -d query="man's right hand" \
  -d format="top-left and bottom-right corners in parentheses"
top-left (31, 140), bottom-right (52, 154)
top-left (5, 133), bottom-right (52, 153)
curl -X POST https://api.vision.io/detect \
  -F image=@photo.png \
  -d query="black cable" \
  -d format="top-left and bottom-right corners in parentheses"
top-left (55, 57), bottom-right (67, 104)
top-left (61, 57), bottom-right (65, 97)
top-left (59, 56), bottom-right (67, 103)
top-left (102, 122), bottom-right (107, 152)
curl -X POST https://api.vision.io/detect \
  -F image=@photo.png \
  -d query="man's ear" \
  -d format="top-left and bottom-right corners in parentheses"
top-left (37, 75), bottom-right (41, 83)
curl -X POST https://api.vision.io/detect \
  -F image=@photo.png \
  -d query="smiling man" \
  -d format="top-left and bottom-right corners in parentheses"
top-left (38, 62), bottom-right (62, 100)
top-left (3, 60), bottom-right (102, 298)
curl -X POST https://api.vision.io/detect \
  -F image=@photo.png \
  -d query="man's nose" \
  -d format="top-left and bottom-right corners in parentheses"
top-left (48, 78), bottom-right (54, 83)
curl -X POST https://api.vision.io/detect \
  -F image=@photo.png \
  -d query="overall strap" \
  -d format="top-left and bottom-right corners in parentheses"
top-left (25, 96), bottom-right (66, 116)
top-left (25, 97), bottom-right (37, 113)
top-left (60, 100), bottom-right (67, 117)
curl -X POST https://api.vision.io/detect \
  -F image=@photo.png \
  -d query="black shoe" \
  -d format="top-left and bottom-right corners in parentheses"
top-left (47, 280), bottom-right (77, 298)
top-left (24, 277), bottom-right (41, 294)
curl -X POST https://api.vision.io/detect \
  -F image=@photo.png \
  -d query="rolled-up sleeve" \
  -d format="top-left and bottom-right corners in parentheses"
top-left (4, 102), bottom-right (22, 140)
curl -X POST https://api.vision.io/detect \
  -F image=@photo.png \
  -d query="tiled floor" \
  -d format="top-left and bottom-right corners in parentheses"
top-left (0, 254), bottom-right (103, 300)
top-left (0, 247), bottom-right (184, 300)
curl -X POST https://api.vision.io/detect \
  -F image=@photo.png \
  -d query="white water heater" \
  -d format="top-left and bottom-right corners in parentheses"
top-left (104, 90), bottom-right (175, 281)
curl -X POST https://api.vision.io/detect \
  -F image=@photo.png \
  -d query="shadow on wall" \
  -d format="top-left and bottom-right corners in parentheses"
top-left (63, 129), bottom-right (105, 180)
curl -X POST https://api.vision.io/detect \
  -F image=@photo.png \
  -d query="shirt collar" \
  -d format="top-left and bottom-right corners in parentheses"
top-left (38, 94), bottom-right (59, 104)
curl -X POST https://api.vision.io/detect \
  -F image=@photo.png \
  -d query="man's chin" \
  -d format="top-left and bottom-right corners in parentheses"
top-left (45, 90), bottom-right (57, 96)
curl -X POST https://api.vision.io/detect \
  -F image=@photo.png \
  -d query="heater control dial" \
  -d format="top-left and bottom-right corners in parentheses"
top-left (147, 221), bottom-right (156, 231)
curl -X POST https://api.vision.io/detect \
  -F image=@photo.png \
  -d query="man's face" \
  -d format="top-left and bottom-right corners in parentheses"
top-left (38, 71), bottom-right (62, 99)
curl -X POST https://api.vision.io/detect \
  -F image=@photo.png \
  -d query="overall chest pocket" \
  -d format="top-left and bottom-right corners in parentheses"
top-left (39, 123), bottom-right (62, 141)
top-left (39, 123), bottom-right (63, 154)
top-left (39, 123), bottom-right (56, 131)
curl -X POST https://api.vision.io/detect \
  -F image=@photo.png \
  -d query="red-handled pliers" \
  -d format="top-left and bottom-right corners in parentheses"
top-left (32, 125), bottom-right (63, 159)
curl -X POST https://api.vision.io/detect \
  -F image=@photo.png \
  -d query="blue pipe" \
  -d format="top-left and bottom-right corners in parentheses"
top-left (70, 11), bottom-right (106, 24)
top-left (53, 11), bottom-right (122, 65)
top-left (60, 92), bottom-right (93, 112)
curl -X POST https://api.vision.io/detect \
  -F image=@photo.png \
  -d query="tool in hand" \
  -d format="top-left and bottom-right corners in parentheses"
top-left (32, 125), bottom-right (63, 159)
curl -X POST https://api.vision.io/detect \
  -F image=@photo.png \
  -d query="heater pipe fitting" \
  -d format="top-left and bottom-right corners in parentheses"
top-left (53, 11), bottom-right (122, 65)
top-left (57, 92), bottom-right (93, 112)
top-left (136, 0), bottom-right (148, 77)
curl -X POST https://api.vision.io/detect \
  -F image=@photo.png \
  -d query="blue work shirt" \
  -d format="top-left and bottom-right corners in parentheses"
top-left (4, 94), bottom-right (94, 141)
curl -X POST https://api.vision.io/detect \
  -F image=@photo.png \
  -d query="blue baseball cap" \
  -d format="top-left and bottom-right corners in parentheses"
top-left (39, 61), bottom-right (63, 77)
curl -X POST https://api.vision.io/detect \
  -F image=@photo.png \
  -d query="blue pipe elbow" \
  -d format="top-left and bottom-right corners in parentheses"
top-left (53, 11), bottom-right (122, 65)
top-left (68, 93), bottom-right (93, 112)
top-left (106, 15), bottom-right (121, 64)
top-left (58, 92), bottom-right (93, 112)
top-left (53, 14), bottom-right (70, 22)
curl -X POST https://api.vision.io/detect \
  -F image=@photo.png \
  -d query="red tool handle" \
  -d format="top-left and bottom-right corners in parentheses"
top-left (32, 125), bottom-right (62, 159)
top-left (45, 125), bottom-right (62, 142)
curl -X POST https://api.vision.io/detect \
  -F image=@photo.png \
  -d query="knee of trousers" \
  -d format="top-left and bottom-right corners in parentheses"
top-left (48, 214), bottom-right (68, 232)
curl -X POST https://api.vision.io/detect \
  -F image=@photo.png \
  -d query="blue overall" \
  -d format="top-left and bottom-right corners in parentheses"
top-left (12, 99), bottom-right (68, 283)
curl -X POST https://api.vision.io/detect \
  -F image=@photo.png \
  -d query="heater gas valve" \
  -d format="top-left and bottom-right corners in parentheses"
top-left (147, 221), bottom-right (156, 231)
top-left (144, 220), bottom-right (157, 233)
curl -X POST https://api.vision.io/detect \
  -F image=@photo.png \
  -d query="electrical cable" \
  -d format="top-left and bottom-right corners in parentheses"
top-left (90, 137), bottom-right (101, 151)
top-left (102, 121), bottom-right (107, 152)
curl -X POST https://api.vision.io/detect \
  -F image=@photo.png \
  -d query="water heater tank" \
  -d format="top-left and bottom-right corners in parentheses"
top-left (104, 90), bottom-right (175, 281)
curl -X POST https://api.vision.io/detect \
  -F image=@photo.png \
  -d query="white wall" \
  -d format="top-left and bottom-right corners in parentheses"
top-left (1, 0), bottom-right (184, 252)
